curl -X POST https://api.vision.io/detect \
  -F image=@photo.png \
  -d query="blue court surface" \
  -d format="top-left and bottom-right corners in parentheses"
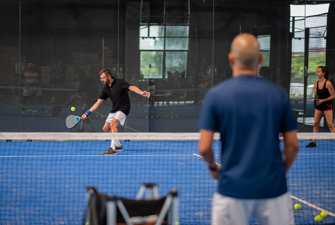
top-left (0, 140), bottom-right (334, 225)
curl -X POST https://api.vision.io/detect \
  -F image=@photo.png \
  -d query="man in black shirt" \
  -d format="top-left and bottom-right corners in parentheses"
top-left (81, 69), bottom-right (150, 155)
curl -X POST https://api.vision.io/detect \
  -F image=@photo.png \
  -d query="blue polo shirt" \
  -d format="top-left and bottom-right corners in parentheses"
top-left (198, 75), bottom-right (297, 199)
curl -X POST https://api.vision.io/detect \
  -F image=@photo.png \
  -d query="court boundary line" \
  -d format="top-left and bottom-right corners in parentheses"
top-left (193, 153), bottom-right (335, 218)
top-left (0, 154), bottom-right (193, 158)
top-left (297, 153), bottom-right (335, 155)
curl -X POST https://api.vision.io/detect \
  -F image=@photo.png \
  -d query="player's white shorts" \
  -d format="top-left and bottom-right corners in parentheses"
top-left (106, 111), bottom-right (126, 126)
top-left (212, 192), bottom-right (295, 225)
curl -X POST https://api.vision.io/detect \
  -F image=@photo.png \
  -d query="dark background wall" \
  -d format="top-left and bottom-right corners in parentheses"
top-left (0, 0), bottom-right (333, 132)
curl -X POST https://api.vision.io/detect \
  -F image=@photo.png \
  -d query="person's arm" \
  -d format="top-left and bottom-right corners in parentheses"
top-left (282, 129), bottom-right (299, 173)
top-left (21, 74), bottom-right (31, 87)
top-left (319, 81), bottom-right (335, 105)
top-left (198, 129), bottom-right (219, 179)
top-left (37, 72), bottom-right (42, 88)
top-left (129, 86), bottom-right (150, 98)
top-left (81, 98), bottom-right (104, 120)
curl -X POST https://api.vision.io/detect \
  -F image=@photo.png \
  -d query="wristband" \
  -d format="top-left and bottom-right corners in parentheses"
top-left (85, 110), bottom-right (91, 116)
top-left (208, 164), bottom-right (217, 171)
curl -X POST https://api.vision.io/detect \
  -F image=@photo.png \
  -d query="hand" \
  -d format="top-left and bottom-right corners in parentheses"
top-left (317, 99), bottom-right (322, 106)
top-left (209, 164), bottom-right (221, 180)
top-left (81, 114), bottom-right (87, 120)
top-left (210, 168), bottom-right (220, 180)
top-left (142, 91), bottom-right (151, 98)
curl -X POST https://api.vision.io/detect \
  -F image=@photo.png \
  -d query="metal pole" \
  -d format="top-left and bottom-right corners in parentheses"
top-left (303, 28), bottom-right (310, 130)
top-left (118, 0), bottom-right (120, 76)
top-left (212, 0), bottom-right (215, 87)
top-left (18, 0), bottom-right (21, 131)
top-left (102, 37), bottom-right (105, 69)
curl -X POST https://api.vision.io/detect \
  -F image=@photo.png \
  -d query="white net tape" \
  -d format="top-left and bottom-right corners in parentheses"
top-left (0, 132), bottom-right (334, 142)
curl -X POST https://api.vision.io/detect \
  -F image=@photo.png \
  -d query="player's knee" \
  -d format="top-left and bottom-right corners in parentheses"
top-left (111, 119), bottom-right (119, 128)
top-left (102, 126), bottom-right (110, 132)
top-left (327, 122), bottom-right (334, 128)
top-left (314, 122), bottom-right (320, 127)
top-left (111, 122), bottom-right (118, 130)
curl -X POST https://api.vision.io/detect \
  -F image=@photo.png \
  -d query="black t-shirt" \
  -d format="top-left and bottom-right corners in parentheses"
top-left (99, 78), bottom-right (131, 115)
top-left (317, 80), bottom-right (331, 101)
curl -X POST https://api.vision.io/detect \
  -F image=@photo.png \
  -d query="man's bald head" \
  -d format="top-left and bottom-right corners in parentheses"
top-left (229, 33), bottom-right (262, 73)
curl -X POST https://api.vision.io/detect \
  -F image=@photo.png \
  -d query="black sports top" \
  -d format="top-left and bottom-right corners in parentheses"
top-left (99, 77), bottom-right (131, 115)
top-left (317, 80), bottom-right (331, 103)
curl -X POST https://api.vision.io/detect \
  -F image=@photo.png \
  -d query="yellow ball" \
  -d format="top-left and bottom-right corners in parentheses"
top-left (320, 211), bottom-right (327, 218)
top-left (71, 107), bottom-right (75, 111)
top-left (315, 215), bottom-right (322, 223)
top-left (294, 203), bottom-right (301, 210)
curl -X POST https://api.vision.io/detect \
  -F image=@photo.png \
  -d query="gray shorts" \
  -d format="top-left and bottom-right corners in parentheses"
top-left (106, 111), bottom-right (126, 126)
top-left (212, 192), bottom-right (295, 225)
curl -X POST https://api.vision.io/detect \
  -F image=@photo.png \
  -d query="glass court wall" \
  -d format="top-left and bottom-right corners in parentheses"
top-left (0, 0), bottom-right (334, 132)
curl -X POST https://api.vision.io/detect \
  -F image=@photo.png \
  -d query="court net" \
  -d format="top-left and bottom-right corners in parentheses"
top-left (0, 132), bottom-right (334, 225)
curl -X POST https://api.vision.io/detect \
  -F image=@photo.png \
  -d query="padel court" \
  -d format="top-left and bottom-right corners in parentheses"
top-left (0, 135), bottom-right (334, 225)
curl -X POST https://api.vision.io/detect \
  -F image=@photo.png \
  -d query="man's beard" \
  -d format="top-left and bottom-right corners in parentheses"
top-left (105, 78), bottom-right (111, 85)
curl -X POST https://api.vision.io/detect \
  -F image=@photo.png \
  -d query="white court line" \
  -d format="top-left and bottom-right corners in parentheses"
top-left (193, 153), bottom-right (335, 217)
top-left (0, 154), bottom-right (192, 158)
top-left (2, 153), bottom-right (332, 158)
top-left (298, 154), bottom-right (335, 155)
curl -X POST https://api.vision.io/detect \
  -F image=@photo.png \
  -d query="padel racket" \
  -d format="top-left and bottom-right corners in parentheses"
top-left (66, 115), bottom-right (81, 129)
